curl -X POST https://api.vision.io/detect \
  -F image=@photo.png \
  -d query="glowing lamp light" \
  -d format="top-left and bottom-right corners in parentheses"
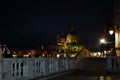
top-left (57, 54), bottom-right (60, 58)
top-left (24, 55), bottom-right (29, 58)
top-left (93, 53), bottom-right (97, 56)
top-left (104, 50), bottom-right (107, 54)
top-left (109, 30), bottom-right (114, 35)
top-left (100, 38), bottom-right (106, 44)
top-left (12, 54), bottom-right (17, 58)
top-left (97, 52), bottom-right (101, 56)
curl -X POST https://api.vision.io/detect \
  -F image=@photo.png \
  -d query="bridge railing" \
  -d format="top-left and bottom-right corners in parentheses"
top-left (76, 56), bottom-right (120, 72)
top-left (0, 56), bottom-right (119, 80)
top-left (0, 58), bottom-right (75, 80)
top-left (76, 57), bottom-right (107, 71)
top-left (107, 56), bottom-right (120, 71)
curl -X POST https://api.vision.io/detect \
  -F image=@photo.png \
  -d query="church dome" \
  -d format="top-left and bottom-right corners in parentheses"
top-left (66, 27), bottom-right (79, 43)
top-left (66, 33), bottom-right (79, 43)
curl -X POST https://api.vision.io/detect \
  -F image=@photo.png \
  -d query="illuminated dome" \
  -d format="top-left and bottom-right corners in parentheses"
top-left (66, 27), bottom-right (79, 43)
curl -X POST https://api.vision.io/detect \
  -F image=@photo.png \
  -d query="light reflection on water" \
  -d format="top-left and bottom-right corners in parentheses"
top-left (99, 76), bottom-right (120, 80)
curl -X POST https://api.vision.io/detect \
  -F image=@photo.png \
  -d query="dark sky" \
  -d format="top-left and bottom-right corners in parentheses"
top-left (1, 0), bottom-right (114, 48)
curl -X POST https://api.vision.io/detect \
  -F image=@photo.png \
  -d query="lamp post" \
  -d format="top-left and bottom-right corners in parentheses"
top-left (100, 38), bottom-right (106, 57)
top-left (109, 28), bottom-right (117, 56)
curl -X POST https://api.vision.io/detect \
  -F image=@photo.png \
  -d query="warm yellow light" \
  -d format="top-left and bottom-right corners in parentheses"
top-left (28, 52), bottom-right (31, 55)
top-left (70, 54), bottom-right (76, 57)
top-left (104, 50), bottom-right (107, 54)
top-left (57, 54), bottom-right (60, 58)
top-left (23, 55), bottom-right (29, 58)
top-left (97, 52), bottom-right (101, 56)
top-left (109, 30), bottom-right (114, 35)
top-left (12, 54), bottom-right (17, 58)
top-left (115, 32), bottom-right (119, 48)
top-left (93, 53), bottom-right (97, 56)
top-left (64, 54), bottom-right (66, 57)
top-left (100, 38), bottom-right (106, 44)
top-left (42, 53), bottom-right (45, 57)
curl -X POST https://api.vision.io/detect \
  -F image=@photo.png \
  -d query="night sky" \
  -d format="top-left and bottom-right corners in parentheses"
top-left (1, 0), bottom-right (114, 48)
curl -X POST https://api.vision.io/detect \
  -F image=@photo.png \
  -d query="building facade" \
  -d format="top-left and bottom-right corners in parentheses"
top-left (114, 0), bottom-right (120, 56)
top-left (54, 27), bottom-right (83, 57)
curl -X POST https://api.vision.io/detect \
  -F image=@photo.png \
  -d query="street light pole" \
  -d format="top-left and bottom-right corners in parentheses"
top-left (109, 28), bottom-right (117, 56)
top-left (100, 38), bottom-right (106, 57)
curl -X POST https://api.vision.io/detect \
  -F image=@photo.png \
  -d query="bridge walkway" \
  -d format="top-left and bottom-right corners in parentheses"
top-left (47, 70), bottom-right (120, 80)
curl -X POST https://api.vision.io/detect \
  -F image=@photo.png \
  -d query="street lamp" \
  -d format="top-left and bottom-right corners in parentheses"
top-left (109, 29), bottom-right (114, 35)
top-left (100, 38), bottom-right (106, 44)
top-left (100, 38), bottom-right (106, 57)
top-left (108, 28), bottom-right (117, 56)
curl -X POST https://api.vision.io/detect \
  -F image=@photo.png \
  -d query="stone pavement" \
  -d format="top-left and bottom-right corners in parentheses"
top-left (48, 70), bottom-right (120, 80)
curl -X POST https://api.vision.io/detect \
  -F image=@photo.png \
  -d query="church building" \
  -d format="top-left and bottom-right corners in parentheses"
top-left (49, 27), bottom-right (83, 58)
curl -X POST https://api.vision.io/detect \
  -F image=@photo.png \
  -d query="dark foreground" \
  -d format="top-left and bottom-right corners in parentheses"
top-left (48, 70), bottom-right (120, 80)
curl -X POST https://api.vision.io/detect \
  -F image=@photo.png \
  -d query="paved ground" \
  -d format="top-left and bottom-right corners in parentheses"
top-left (48, 70), bottom-right (120, 80)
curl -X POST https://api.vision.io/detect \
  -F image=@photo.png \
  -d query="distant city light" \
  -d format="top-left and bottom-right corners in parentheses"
top-left (97, 52), bottom-right (101, 56)
top-left (59, 50), bottom-right (61, 53)
top-left (24, 55), bottom-right (29, 58)
top-left (57, 54), bottom-right (60, 58)
top-left (12, 54), bottom-right (17, 58)
top-left (41, 45), bottom-right (44, 49)
top-left (70, 54), bottom-right (76, 57)
top-left (104, 50), bottom-right (107, 54)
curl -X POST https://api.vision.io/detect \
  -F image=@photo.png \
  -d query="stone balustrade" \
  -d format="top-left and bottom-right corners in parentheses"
top-left (0, 58), bottom-right (75, 80)
top-left (0, 57), bottom-right (120, 80)
top-left (76, 57), bottom-right (120, 72)
top-left (107, 56), bottom-right (120, 71)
